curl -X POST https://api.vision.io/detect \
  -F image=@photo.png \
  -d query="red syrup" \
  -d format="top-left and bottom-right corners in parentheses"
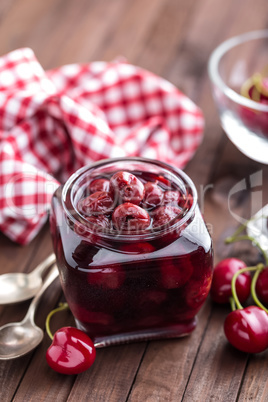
top-left (50, 158), bottom-right (213, 347)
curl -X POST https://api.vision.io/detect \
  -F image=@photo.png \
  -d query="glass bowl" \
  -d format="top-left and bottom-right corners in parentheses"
top-left (50, 157), bottom-right (213, 347)
top-left (208, 30), bottom-right (268, 164)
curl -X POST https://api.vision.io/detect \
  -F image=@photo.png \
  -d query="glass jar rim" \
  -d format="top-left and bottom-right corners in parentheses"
top-left (61, 157), bottom-right (197, 241)
top-left (208, 29), bottom-right (268, 112)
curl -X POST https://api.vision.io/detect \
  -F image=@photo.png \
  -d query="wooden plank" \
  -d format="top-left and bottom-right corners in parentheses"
top-left (182, 305), bottom-right (248, 402)
top-left (97, 0), bottom-right (168, 64)
top-left (127, 303), bottom-right (211, 401)
top-left (237, 355), bottom-right (268, 401)
top-left (0, 227), bottom-right (59, 401)
top-left (67, 344), bottom-right (147, 402)
top-left (0, 0), bottom-right (18, 22)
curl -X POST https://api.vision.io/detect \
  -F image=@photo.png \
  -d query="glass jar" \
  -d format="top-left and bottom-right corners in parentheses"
top-left (50, 157), bottom-right (213, 347)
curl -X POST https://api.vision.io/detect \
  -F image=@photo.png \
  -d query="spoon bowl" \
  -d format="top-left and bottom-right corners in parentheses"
top-left (0, 321), bottom-right (44, 359)
top-left (0, 254), bottom-right (56, 305)
top-left (0, 265), bottom-right (59, 360)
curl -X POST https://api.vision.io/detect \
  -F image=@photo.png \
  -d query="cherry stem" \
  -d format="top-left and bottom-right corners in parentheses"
top-left (251, 267), bottom-right (268, 314)
top-left (45, 302), bottom-right (69, 341)
top-left (229, 218), bottom-right (252, 238)
top-left (229, 297), bottom-right (236, 312)
top-left (225, 234), bottom-right (268, 265)
top-left (231, 265), bottom-right (264, 310)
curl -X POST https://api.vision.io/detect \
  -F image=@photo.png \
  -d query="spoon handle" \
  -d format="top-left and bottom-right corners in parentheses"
top-left (29, 253), bottom-right (56, 278)
top-left (23, 265), bottom-right (59, 325)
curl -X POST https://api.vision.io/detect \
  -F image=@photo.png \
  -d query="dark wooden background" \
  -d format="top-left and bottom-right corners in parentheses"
top-left (0, 0), bottom-right (268, 401)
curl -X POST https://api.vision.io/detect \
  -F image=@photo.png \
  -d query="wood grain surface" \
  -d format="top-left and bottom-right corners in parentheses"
top-left (0, 1), bottom-right (268, 401)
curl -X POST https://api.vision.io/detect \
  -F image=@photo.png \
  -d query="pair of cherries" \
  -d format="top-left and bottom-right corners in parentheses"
top-left (210, 257), bottom-right (268, 354)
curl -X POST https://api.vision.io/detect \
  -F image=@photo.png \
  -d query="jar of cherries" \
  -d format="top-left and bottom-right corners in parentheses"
top-left (50, 157), bottom-right (213, 347)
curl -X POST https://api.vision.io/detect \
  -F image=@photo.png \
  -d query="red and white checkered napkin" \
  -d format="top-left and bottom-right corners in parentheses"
top-left (0, 48), bottom-right (204, 245)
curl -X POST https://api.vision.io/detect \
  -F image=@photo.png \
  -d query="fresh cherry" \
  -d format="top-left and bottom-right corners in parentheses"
top-left (46, 326), bottom-right (96, 375)
top-left (210, 258), bottom-right (251, 304)
top-left (110, 171), bottom-right (144, 205)
top-left (78, 191), bottom-right (114, 215)
top-left (256, 267), bottom-right (268, 305)
top-left (89, 178), bottom-right (110, 193)
top-left (224, 306), bottom-right (268, 353)
top-left (143, 182), bottom-right (163, 209)
top-left (45, 304), bottom-right (96, 375)
top-left (112, 202), bottom-right (150, 231)
top-left (152, 205), bottom-right (181, 228)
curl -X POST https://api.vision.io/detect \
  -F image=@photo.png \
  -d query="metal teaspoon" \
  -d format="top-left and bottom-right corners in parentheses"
top-left (0, 253), bottom-right (56, 304)
top-left (0, 264), bottom-right (59, 360)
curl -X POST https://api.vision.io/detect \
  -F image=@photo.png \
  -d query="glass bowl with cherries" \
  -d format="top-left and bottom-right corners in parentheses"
top-left (50, 157), bottom-right (213, 347)
top-left (208, 30), bottom-right (268, 164)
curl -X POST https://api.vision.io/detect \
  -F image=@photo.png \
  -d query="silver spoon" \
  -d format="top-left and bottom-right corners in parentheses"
top-left (0, 264), bottom-right (59, 360)
top-left (0, 253), bottom-right (56, 304)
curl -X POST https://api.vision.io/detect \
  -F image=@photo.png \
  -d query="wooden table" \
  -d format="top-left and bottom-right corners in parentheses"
top-left (0, 0), bottom-right (268, 401)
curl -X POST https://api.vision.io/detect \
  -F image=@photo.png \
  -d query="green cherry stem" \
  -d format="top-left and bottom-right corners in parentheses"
top-left (229, 219), bottom-right (252, 238)
top-left (251, 268), bottom-right (268, 314)
top-left (225, 234), bottom-right (268, 265)
top-left (229, 297), bottom-right (236, 312)
top-left (45, 302), bottom-right (69, 341)
top-left (231, 265), bottom-right (264, 310)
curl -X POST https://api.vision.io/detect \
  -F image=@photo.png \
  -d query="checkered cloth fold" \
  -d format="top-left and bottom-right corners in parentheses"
top-left (0, 48), bottom-right (204, 245)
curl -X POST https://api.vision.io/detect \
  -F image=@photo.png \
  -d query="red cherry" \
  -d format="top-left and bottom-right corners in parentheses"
top-left (46, 327), bottom-right (96, 375)
top-left (78, 191), bottom-right (114, 215)
top-left (110, 171), bottom-right (144, 205)
top-left (72, 240), bottom-right (100, 268)
top-left (112, 202), bottom-right (150, 232)
top-left (120, 242), bottom-right (155, 254)
top-left (210, 258), bottom-right (251, 304)
top-left (160, 257), bottom-right (193, 289)
top-left (178, 192), bottom-right (193, 209)
top-left (152, 205), bottom-right (181, 228)
top-left (256, 267), bottom-right (268, 305)
top-left (88, 265), bottom-right (125, 289)
top-left (163, 190), bottom-right (180, 206)
top-left (89, 178), bottom-right (110, 193)
top-left (143, 182), bottom-right (163, 209)
top-left (224, 306), bottom-right (268, 353)
top-left (186, 275), bottom-right (212, 309)
top-left (155, 175), bottom-right (171, 189)
top-left (85, 215), bottom-right (111, 229)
